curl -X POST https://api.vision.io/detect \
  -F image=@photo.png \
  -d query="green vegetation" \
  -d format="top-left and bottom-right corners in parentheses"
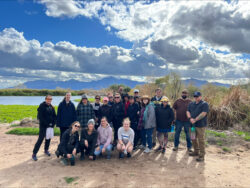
top-left (222, 147), bottom-right (232, 152)
top-left (109, 84), bottom-right (131, 93)
top-left (64, 177), bottom-right (79, 184)
top-left (0, 105), bottom-right (38, 123)
top-left (234, 131), bottom-right (250, 141)
top-left (0, 89), bottom-right (86, 96)
top-left (74, 98), bottom-right (95, 103)
top-left (206, 130), bottom-right (227, 138)
top-left (6, 127), bottom-right (60, 135)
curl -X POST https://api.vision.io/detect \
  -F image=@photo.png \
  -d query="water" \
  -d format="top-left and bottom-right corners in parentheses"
top-left (0, 96), bottom-right (83, 106)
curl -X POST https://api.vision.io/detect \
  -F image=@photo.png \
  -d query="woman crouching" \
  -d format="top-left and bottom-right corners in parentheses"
top-left (56, 121), bottom-right (80, 166)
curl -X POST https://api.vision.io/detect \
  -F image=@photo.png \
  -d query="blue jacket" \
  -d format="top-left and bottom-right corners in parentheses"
top-left (57, 100), bottom-right (77, 128)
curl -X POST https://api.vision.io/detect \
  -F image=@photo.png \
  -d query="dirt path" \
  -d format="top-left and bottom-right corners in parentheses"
top-left (0, 125), bottom-right (250, 188)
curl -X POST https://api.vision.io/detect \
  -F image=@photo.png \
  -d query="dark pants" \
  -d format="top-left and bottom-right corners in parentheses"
top-left (79, 142), bottom-right (95, 156)
top-left (33, 127), bottom-right (51, 155)
top-left (131, 123), bottom-right (140, 147)
top-left (174, 120), bottom-right (192, 148)
top-left (113, 120), bottom-right (122, 142)
top-left (60, 127), bottom-right (69, 141)
top-left (141, 128), bottom-right (154, 149)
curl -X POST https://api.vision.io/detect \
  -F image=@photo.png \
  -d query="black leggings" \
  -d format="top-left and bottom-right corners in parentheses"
top-left (33, 127), bottom-right (51, 154)
top-left (60, 127), bottom-right (69, 141)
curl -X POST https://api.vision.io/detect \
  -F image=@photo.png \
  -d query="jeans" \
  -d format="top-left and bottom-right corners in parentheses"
top-left (174, 120), bottom-right (192, 148)
top-left (33, 127), bottom-right (51, 154)
top-left (141, 128), bottom-right (154, 149)
top-left (94, 144), bottom-right (112, 157)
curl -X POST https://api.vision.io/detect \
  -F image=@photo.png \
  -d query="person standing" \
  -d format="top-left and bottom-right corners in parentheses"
top-left (133, 89), bottom-right (140, 98)
top-left (187, 91), bottom-right (209, 162)
top-left (155, 96), bottom-right (174, 153)
top-left (92, 95), bottom-right (102, 129)
top-left (56, 121), bottom-right (80, 166)
top-left (98, 97), bottom-right (113, 124)
top-left (112, 93), bottom-right (125, 145)
top-left (76, 94), bottom-right (95, 128)
top-left (139, 95), bottom-right (156, 153)
top-left (79, 119), bottom-right (98, 161)
top-left (127, 96), bottom-right (140, 148)
top-left (57, 92), bottom-right (77, 141)
top-left (94, 117), bottom-right (113, 159)
top-left (32, 95), bottom-right (56, 161)
top-left (107, 93), bottom-right (114, 106)
top-left (117, 118), bottom-right (135, 158)
top-left (173, 89), bottom-right (192, 152)
top-left (124, 94), bottom-right (130, 117)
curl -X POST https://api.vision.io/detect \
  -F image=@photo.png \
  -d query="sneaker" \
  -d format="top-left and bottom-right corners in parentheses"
top-left (127, 153), bottom-right (131, 158)
top-left (44, 150), bottom-right (51, 157)
top-left (138, 145), bottom-right (146, 150)
top-left (155, 145), bottom-right (162, 152)
top-left (189, 152), bottom-right (199, 156)
top-left (152, 143), bottom-right (156, 148)
top-left (55, 150), bottom-right (60, 158)
top-left (32, 154), bottom-right (37, 161)
top-left (173, 147), bottom-right (178, 151)
top-left (144, 148), bottom-right (152, 153)
top-left (162, 148), bottom-right (166, 154)
top-left (196, 157), bottom-right (204, 162)
top-left (188, 148), bottom-right (193, 153)
top-left (119, 152), bottom-right (124, 159)
top-left (60, 158), bottom-right (68, 166)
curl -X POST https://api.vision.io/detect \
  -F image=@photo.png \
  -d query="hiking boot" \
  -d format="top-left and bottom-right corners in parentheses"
top-left (152, 142), bottom-right (156, 148)
top-left (155, 145), bottom-right (162, 152)
top-left (106, 154), bottom-right (111, 160)
top-left (55, 150), bottom-right (60, 158)
top-left (173, 147), bottom-right (178, 151)
top-left (44, 150), bottom-right (51, 157)
top-left (119, 152), bottom-right (124, 159)
top-left (138, 145), bottom-right (146, 150)
top-left (162, 148), bottom-right (166, 154)
top-left (189, 152), bottom-right (199, 156)
top-left (127, 153), bottom-right (131, 158)
top-left (70, 156), bottom-right (75, 166)
top-left (188, 148), bottom-right (193, 153)
top-left (60, 158), bottom-right (68, 166)
top-left (32, 154), bottom-right (37, 161)
top-left (80, 152), bottom-right (85, 161)
top-left (144, 147), bottom-right (152, 153)
top-left (196, 157), bottom-right (204, 162)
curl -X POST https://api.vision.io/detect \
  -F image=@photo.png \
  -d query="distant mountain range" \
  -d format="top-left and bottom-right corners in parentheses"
top-left (11, 77), bottom-right (231, 90)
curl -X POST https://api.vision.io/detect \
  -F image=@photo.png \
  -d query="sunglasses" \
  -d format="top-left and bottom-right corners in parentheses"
top-left (46, 98), bottom-right (52, 101)
top-left (95, 98), bottom-right (100, 100)
top-left (115, 97), bottom-right (120, 99)
top-left (74, 125), bottom-right (80, 128)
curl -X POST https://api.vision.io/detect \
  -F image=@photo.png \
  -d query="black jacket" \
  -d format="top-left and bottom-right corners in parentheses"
top-left (98, 104), bottom-right (113, 123)
top-left (155, 104), bottom-right (174, 130)
top-left (80, 129), bottom-right (98, 156)
top-left (57, 100), bottom-right (76, 128)
top-left (58, 128), bottom-right (79, 155)
top-left (127, 103), bottom-right (140, 125)
top-left (112, 102), bottom-right (125, 123)
top-left (37, 102), bottom-right (56, 129)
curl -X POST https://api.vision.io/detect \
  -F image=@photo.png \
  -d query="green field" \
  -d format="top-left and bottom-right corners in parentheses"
top-left (6, 127), bottom-right (60, 136)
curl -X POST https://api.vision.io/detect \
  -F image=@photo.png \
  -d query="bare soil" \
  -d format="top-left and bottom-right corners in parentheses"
top-left (0, 125), bottom-right (250, 188)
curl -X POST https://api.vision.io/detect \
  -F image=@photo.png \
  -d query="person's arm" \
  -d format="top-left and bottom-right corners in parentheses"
top-left (90, 105), bottom-right (95, 119)
top-left (61, 132), bottom-right (69, 155)
top-left (72, 103), bottom-right (77, 122)
top-left (147, 105), bottom-right (156, 126)
top-left (194, 103), bottom-right (209, 122)
top-left (169, 108), bottom-right (175, 124)
top-left (76, 104), bottom-right (80, 122)
top-left (125, 129), bottom-right (134, 149)
top-left (96, 128), bottom-right (100, 146)
top-left (74, 132), bottom-right (80, 150)
top-left (38, 104), bottom-right (48, 127)
top-left (52, 106), bottom-right (57, 127)
top-left (118, 128), bottom-right (124, 145)
top-left (172, 101), bottom-right (177, 122)
top-left (103, 127), bottom-right (112, 149)
top-left (90, 132), bottom-right (98, 156)
top-left (56, 103), bottom-right (62, 127)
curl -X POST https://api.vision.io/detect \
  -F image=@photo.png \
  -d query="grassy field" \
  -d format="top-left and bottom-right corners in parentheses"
top-left (6, 127), bottom-right (60, 136)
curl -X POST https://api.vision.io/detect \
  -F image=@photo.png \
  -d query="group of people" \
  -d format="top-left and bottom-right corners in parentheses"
top-left (31, 86), bottom-right (209, 166)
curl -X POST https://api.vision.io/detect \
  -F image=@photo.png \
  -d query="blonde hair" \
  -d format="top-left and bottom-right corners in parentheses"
top-left (123, 117), bottom-right (131, 125)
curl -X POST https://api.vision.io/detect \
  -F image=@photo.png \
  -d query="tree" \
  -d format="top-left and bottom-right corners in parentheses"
top-left (109, 84), bottom-right (131, 93)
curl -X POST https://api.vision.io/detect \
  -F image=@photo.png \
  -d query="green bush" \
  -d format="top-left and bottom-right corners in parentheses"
top-left (206, 130), bottom-right (227, 138)
top-left (6, 127), bottom-right (60, 136)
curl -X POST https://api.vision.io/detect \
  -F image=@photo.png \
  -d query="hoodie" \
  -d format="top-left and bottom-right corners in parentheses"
top-left (96, 123), bottom-right (113, 149)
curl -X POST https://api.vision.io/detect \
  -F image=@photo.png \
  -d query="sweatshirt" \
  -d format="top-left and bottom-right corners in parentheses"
top-left (96, 124), bottom-right (113, 149)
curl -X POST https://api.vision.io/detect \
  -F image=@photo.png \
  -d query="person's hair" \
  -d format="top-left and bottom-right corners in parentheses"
top-left (101, 116), bottom-right (108, 122)
top-left (45, 95), bottom-right (52, 100)
top-left (123, 117), bottom-right (130, 126)
top-left (95, 95), bottom-right (101, 99)
top-left (155, 88), bottom-right (162, 92)
top-left (62, 92), bottom-right (71, 102)
top-left (141, 98), bottom-right (150, 107)
top-left (115, 93), bottom-right (121, 97)
top-left (71, 121), bottom-right (80, 128)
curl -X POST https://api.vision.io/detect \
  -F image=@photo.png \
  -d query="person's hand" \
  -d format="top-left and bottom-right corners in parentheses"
top-left (96, 146), bottom-right (100, 151)
top-left (102, 148), bottom-right (106, 153)
top-left (84, 140), bottom-right (88, 148)
top-left (190, 118), bottom-right (196, 124)
top-left (137, 111), bottom-right (140, 115)
top-left (89, 155), bottom-right (93, 160)
top-left (122, 144), bottom-right (126, 151)
top-left (72, 148), bottom-right (76, 156)
top-left (67, 154), bottom-right (72, 158)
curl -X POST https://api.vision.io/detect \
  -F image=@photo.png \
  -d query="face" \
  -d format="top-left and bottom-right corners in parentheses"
top-left (65, 93), bottom-right (71, 101)
top-left (109, 96), bottom-right (113, 102)
top-left (45, 96), bottom-right (52, 105)
top-left (82, 98), bottom-right (87, 104)
top-left (134, 92), bottom-right (139, 96)
top-left (143, 99), bottom-right (149, 105)
top-left (124, 97), bottom-right (129, 102)
top-left (136, 97), bottom-right (140, 102)
top-left (156, 90), bottom-right (162, 97)
top-left (88, 123), bottom-right (94, 131)
top-left (101, 118), bottom-right (107, 126)
top-left (103, 100), bottom-right (108, 105)
top-left (118, 87), bottom-right (123, 92)
top-left (163, 101), bottom-right (168, 106)
top-left (72, 122), bottom-right (80, 132)
top-left (194, 96), bottom-right (202, 102)
top-left (115, 95), bottom-right (121, 103)
top-left (129, 98), bottom-right (134, 104)
top-left (123, 120), bottom-right (130, 130)
top-left (181, 92), bottom-right (188, 98)
top-left (95, 97), bottom-right (100, 103)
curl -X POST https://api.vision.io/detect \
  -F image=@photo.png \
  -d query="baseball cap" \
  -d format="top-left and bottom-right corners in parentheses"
top-left (193, 91), bottom-right (202, 97)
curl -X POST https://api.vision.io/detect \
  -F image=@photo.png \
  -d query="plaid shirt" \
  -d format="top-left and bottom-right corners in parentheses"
top-left (76, 102), bottom-right (95, 127)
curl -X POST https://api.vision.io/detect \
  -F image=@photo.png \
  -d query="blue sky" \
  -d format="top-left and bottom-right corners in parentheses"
top-left (0, 0), bottom-right (249, 88)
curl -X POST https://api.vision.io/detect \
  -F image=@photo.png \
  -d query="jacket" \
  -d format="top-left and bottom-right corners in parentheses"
top-left (98, 104), bottom-right (113, 123)
top-left (57, 100), bottom-right (76, 128)
top-left (58, 128), bottom-right (79, 155)
top-left (112, 102), bottom-right (125, 123)
top-left (80, 129), bottom-right (98, 156)
top-left (127, 103), bottom-right (140, 125)
top-left (96, 124), bottom-right (113, 149)
top-left (155, 104), bottom-right (174, 130)
top-left (143, 103), bottom-right (156, 129)
top-left (37, 102), bottom-right (56, 129)
top-left (76, 101), bottom-right (95, 127)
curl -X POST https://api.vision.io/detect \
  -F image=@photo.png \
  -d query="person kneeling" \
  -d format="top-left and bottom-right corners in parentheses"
top-left (94, 117), bottom-right (113, 159)
top-left (56, 121), bottom-right (80, 166)
top-left (79, 119), bottom-right (98, 160)
top-left (117, 118), bottom-right (135, 159)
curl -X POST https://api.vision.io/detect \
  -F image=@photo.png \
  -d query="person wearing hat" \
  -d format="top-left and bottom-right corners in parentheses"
top-left (79, 119), bottom-right (98, 160)
top-left (155, 96), bottom-right (174, 153)
top-left (98, 96), bottom-right (113, 124)
top-left (187, 91), bottom-right (209, 162)
top-left (133, 89), bottom-right (140, 97)
top-left (126, 95), bottom-right (140, 148)
top-left (172, 89), bottom-right (192, 152)
top-left (91, 95), bottom-right (102, 129)
top-left (76, 94), bottom-right (95, 128)
top-left (138, 95), bottom-right (156, 153)
top-left (55, 121), bottom-right (80, 166)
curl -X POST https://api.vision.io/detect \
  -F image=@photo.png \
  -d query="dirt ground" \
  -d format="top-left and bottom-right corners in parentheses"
top-left (0, 125), bottom-right (250, 188)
